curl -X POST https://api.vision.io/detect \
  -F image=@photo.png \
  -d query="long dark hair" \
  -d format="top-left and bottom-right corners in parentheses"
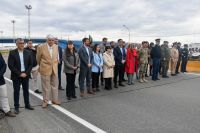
top-left (65, 41), bottom-right (77, 56)
top-left (93, 44), bottom-right (100, 53)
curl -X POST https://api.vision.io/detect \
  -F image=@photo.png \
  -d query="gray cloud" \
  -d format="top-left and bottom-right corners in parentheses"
top-left (0, 0), bottom-right (200, 43)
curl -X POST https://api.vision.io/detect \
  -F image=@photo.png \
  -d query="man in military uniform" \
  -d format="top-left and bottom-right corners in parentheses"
top-left (161, 41), bottom-right (171, 78)
top-left (170, 42), bottom-right (179, 76)
top-left (181, 44), bottom-right (189, 73)
top-left (139, 41), bottom-right (149, 83)
top-left (175, 42), bottom-right (182, 74)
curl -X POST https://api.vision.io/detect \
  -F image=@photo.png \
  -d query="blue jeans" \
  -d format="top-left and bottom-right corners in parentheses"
top-left (152, 58), bottom-right (160, 80)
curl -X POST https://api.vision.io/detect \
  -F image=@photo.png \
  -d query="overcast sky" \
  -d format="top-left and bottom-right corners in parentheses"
top-left (0, 0), bottom-right (200, 43)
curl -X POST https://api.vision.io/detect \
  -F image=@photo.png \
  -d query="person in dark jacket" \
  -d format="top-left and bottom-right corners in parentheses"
top-left (150, 38), bottom-right (161, 81)
top-left (8, 38), bottom-right (34, 114)
top-left (78, 38), bottom-right (94, 97)
top-left (113, 39), bottom-right (126, 88)
top-left (55, 38), bottom-right (64, 90)
top-left (160, 41), bottom-right (171, 78)
top-left (0, 53), bottom-right (16, 117)
top-left (181, 44), bottom-right (189, 73)
top-left (25, 40), bottom-right (42, 94)
top-left (63, 41), bottom-right (80, 100)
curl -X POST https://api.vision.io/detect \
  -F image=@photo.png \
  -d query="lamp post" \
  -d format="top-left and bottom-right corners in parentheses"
top-left (123, 25), bottom-right (131, 43)
top-left (25, 4), bottom-right (32, 40)
top-left (11, 20), bottom-right (16, 43)
top-left (0, 31), bottom-right (3, 47)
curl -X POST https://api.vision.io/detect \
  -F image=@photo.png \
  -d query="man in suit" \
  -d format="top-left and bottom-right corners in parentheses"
top-left (78, 38), bottom-right (94, 97)
top-left (55, 38), bottom-right (64, 90)
top-left (0, 53), bottom-right (16, 117)
top-left (25, 40), bottom-right (42, 94)
top-left (37, 35), bottom-right (61, 108)
top-left (150, 38), bottom-right (161, 81)
top-left (113, 39), bottom-right (126, 88)
top-left (8, 38), bottom-right (34, 114)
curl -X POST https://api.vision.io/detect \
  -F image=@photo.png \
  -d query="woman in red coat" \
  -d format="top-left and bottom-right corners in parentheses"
top-left (125, 44), bottom-right (137, 85)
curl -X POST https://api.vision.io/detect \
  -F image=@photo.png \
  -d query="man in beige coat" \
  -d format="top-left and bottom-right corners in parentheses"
top-left (170, 43), bottom-right (179, 76)
top-left (37, 35), bottom-right (60, 108)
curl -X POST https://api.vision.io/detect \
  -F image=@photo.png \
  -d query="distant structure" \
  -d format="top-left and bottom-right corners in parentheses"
top-left (189, 43), bottom-right (200, 49)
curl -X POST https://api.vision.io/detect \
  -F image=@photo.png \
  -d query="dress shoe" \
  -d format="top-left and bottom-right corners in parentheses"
top-left (87, 90), bottom-right (95, 95)
top-left (114, 84), bottom-right (118, 88)
top-left (80, 92), bottom-right (85, 97)
top-left (96, 88), bottom-right (100, 92)
top-left (52, 101), bottom-right (61, 105)
top-left (92, 88), bottom-right (96, 92)
top-left (119, 83), bottom-right (125, 87)
top-left (34, 89), bottom-right (42, 94)
top-left (67, 97), bottom-right (71, 100)
top-left (25, 106), bottom-right (34, 110)
top-left (5, 111), bottom-right (16, 117)
top-left (42, 102), bottom-right (48, 108)
top-left (122, 79), bottom-right (127, 82)
top-left (14, 108), bottom-right (19, 114)
top-left (156, 78), bottom-right (160, 80)
top-left (72, 96), bottom-right (77, 99)
top-left (59, 86), bottom-right (64, 90)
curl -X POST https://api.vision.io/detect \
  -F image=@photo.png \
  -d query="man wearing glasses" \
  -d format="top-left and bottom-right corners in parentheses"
top-left (8, 38), bottom-right (34, 114)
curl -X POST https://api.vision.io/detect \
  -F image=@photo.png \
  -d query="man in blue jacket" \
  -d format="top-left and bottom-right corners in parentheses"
top-left (0, 53), bottom-right (16, 117)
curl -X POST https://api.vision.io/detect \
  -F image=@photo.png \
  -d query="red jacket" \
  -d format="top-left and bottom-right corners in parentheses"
top-left (125, 48), bottom-right (137, 74)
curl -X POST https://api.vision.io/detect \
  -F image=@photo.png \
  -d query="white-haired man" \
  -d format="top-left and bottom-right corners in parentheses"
top-left (37, 35), bottom-right (61, 108)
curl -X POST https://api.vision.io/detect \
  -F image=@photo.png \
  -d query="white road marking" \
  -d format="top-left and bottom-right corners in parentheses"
top-left (4, 77), bottom-right (107, 133)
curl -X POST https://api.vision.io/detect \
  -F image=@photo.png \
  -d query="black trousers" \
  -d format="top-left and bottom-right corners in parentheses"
top-left (176, 59), bottom-right (181, 73)
top-left (66, 73), bottom-right (76, 98)
top-left (100, 72), bottom-right (104, 84)
top-left (12, 77), bottom-right (30, 109)
top-left (92, 72), bottom-right (100, 89)
top-left (181, 58), bottom-right (188, 72)
top-left (114, 65), bottom-right (124, 85)
top-left (104, 78), bottom-right (112, 90)
top-left (58, 63), bottom-right (62, 88)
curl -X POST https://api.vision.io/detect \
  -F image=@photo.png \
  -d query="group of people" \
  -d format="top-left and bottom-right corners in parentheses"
top-left (0, 35), bottom-right (189, 117)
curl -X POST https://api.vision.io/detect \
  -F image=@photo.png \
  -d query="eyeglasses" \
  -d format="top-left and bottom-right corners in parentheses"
top-left (18, 42), bottom-right (24, 44)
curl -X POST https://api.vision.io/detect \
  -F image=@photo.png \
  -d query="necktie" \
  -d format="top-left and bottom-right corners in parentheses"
top-left (122, 48), bottom-right (126, 60)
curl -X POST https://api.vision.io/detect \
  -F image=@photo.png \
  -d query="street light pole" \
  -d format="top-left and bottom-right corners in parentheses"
top-left (123, 25), bottom-right (131, 43)
top-left (25, 4), bottom-right (32, 40)
top-left (0, 31), bottom-right (3, 47)
top-left (11, 20), bottom-right (16, 43)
